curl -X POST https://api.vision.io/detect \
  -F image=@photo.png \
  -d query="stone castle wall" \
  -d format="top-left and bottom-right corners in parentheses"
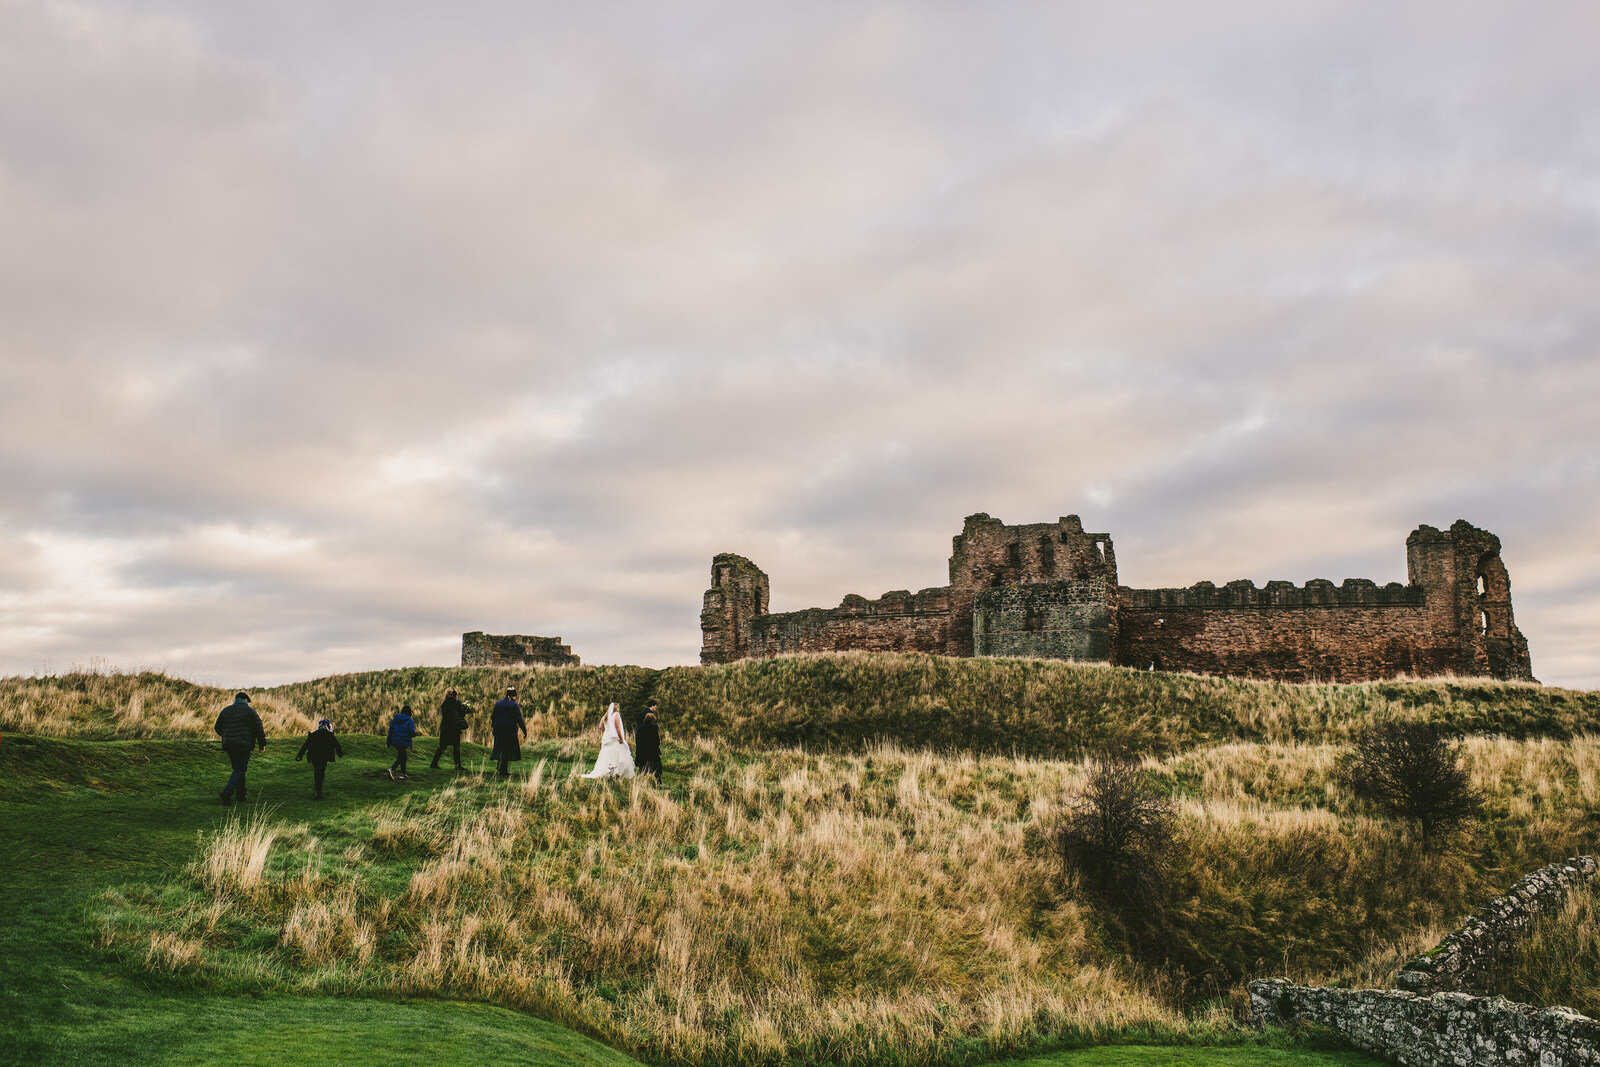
top-left (700, 513), bottom-right (1535, 684)
top-left (461, 632), bottom-right (581, 668)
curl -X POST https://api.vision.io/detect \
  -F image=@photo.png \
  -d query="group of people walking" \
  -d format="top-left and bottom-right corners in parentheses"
top-left (213, 686), bottom-right (664, 803)
top-left (484, 686), bottom-right (662, 780)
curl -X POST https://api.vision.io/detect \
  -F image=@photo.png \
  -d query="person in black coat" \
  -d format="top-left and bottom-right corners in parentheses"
top-left (295, 719), bottom-right (346, 799)
top-left (636, 700), bottom-right (663, 782)
top-left (490, 686), bottom-right (526, 776)
top-left (429, 688), bottom-right (471, 771)
top-left (214, 691), bottom-right (267, 804)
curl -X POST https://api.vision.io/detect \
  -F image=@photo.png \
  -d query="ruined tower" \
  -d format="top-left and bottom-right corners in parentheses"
top-left (1405, 520), bottom-right (1534, 681)
top-left (699, 553), bottom-right (770, 665)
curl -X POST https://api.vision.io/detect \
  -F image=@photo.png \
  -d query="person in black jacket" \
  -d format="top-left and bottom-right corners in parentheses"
top-left (490, 686), bottom-right (526, 776)
top-left (636, 700), bottom-right (663, 782)
top-left (429, 689), bottom-right (471, 771)
top-left (214, 691), bottom-right (267, 804)
top-left (295, 719), bottom-right (346, 799)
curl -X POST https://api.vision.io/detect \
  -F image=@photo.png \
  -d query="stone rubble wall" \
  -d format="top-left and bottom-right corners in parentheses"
top-left (1397, 856), bottom-right (1600, 995)
top-left (1248, 980), bottom-right (1600, 1066)
top-left (1249, 856), bottom-right (1600, 1065)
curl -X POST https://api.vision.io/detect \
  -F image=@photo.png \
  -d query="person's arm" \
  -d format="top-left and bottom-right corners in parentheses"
top-left (333, 736), bottom-right (345, 759)
top-left (296, 735), bottom-right (309, 761)
top-left (213, 710), bottom-right (226, 739)
top-left (251, 710), bottom-right (267, 750)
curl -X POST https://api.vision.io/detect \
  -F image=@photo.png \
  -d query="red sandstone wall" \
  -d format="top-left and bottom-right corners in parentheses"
top-left (1116, 606), bottom-right (1464, 683)
top-left (748, 603), bottom-right (951, 658)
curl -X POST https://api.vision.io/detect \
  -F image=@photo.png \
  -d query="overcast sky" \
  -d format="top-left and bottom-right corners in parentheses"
top-left (2, 1), bottom-right (1598, 689)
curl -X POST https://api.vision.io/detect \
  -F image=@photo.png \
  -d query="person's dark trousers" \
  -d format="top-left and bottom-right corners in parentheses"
top-left (222, 744), bottom-right (252, 801)
top-left (497, 758), bottom-right (510, 775)
top-left (311, 760), bottom-right (328, 797)
top-left (390, 748), bottom-right (409, 775)
top-left (429, 739), bottom-right (461, 769)
top-left (642, 759), bottom-right (662, 782)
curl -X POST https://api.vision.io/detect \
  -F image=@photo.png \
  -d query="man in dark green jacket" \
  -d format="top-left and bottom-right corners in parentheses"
top-left (214, 692), bottom-right (267, 803)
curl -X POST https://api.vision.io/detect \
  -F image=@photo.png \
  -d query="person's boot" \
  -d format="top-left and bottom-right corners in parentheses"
top-left (220, 790), bottom-right (231, 804)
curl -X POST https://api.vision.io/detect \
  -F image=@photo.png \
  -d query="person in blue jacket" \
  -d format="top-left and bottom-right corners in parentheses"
top-left (214, 691), bottom-right (267, 804)
top-left (386, 704), bottom-right (418, 780)
top-left (295, 718), bottom-right (346, 799)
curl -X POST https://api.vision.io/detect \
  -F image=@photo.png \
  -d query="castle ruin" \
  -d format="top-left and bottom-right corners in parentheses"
top-left (700, 513), bottom-right (1534, 684)
top-left (461, 632), bottom-right (581, 669)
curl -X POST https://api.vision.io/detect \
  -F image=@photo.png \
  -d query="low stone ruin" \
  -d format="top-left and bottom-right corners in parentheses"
top-left (460, 632), bottom-right (581, 668)
top-left (1250, 856), bottom-right (1600, 1066)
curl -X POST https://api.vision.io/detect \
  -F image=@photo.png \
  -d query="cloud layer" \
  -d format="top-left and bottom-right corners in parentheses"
top-left (2, 0), bottom-right (1598, 687)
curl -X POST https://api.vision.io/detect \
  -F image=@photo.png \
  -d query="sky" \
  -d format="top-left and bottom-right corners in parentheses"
top-left (2, 0), bottom-right (1598, 689)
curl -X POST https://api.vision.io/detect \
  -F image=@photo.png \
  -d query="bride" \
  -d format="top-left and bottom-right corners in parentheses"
top-left (581, 702), bottom-right (635, 779)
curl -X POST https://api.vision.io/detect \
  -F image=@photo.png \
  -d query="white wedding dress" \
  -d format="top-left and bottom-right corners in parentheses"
top-left (581, 703), bottom-right (635, 779)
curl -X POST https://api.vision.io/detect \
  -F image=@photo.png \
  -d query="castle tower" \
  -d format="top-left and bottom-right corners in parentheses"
top-left (1405, 520), bottom-right (1534, 681)
top-left (947, 513), bottom-right (1118, 656)
top-left (700, 553), bottom-right (770, 665)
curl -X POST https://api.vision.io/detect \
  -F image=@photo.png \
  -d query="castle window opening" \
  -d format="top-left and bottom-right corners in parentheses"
top-left (1007, 543), bottom-right (1022, 568)
top-left (1479, 609), bottom-right (1490, 635)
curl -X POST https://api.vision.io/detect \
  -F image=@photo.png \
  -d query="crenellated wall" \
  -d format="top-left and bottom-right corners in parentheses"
top-left (699, 512), bottom-right (1535, 684)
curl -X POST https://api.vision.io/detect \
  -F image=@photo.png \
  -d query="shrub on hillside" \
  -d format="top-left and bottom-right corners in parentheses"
top-left (1055, 755), bottom-right (1177, 912)
top-left (1340, 720), bottom-right (1483, 845)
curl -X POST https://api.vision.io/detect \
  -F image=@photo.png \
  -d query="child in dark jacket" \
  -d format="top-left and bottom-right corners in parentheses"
top-left (295, 719), bottom-right (346, 799)
top-left (387, 705), bottom-right (418, 779)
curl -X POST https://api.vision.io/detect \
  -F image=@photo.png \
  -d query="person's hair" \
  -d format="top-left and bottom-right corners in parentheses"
top-left (400, 704), bottom-right (412, 714)
top-left (446, 688), bottom-right (457, 697)
top-left (646, 700), bottom-right (658, 709)
top-left (506, 686), bottom-right (517, 694)
top-left (235, 691), bottom-right (250, 702)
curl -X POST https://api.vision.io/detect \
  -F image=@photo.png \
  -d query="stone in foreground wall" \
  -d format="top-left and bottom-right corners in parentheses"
top-left (1249, 980), bottom-right (1600, 1066)
top-left (461, 632), bottom-right (581, 668)
top-left (1397, 856), bottom-right (1600, 995)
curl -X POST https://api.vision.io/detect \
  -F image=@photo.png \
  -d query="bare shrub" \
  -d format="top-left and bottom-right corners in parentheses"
top-left (1056, 755), bottom-right (1177, 912)
top-left (1341, 720), bottom-right (1483, 845)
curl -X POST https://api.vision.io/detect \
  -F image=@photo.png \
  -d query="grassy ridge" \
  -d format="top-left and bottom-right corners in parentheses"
top-left (654, 653), bottom-right (1598, 756)
top-left (5, 652), bottom-right (1598, 754)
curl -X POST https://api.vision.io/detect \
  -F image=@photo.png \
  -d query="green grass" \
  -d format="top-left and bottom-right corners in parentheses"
top-left (998, 1050), bottom-right (1379, 1065)
top-left (0, 734), bottom-right (641, 1066)
top-left (0, 732), bottom-right (1388, 1065)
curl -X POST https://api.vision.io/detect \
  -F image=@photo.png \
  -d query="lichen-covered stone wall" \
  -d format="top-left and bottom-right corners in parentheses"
top-left (1249, 856), bottom-right (1600, 1066)
top-left (461, 632), bottom-right (581, 668)
top-left (1249, 981), bottom-right (1600, 1066)
top-left (1397, 856), bottom-right (1600, 996)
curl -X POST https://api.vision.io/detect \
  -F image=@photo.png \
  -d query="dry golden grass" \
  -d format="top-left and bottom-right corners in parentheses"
top-left (96, 730), bottom-right (1600, 1064)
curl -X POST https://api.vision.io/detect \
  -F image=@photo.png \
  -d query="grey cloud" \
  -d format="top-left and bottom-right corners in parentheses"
top-left (2, 1), bottom-right (1598, 686)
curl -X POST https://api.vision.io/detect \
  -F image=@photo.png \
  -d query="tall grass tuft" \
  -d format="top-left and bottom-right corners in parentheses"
top-left (1492, 882), bottom-right (1600, 1016)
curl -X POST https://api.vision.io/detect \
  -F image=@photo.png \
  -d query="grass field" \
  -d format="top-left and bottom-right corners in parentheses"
top-left (12, 651), bottom-right (1587, 1064)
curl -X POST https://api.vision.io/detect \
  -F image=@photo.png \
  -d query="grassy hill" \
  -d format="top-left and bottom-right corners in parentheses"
top-left (7, 651), bottom-right (1596, 1064)
top-left (5, 651), bottom-right (1596, 753)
